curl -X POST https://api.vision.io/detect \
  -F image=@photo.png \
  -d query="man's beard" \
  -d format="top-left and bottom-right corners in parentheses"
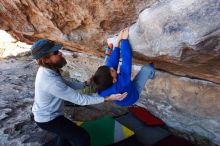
top-left (52, 57), bottom-right (67, 68)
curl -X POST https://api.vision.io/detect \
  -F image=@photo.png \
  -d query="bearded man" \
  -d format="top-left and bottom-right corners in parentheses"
top-left (31, 39), bottom-right (127, 146)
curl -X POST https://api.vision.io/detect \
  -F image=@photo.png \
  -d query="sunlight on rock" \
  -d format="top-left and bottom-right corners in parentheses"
top-left (0, 30), bottom-right (31, 58)
top-left (0, 30), bottom-right (16, 42)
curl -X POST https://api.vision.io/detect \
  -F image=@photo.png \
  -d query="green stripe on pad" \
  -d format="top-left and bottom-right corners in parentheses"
top-left (79, 116), bottom-right (134, 146)
top-left (81, 116), bottom-right (115, 146)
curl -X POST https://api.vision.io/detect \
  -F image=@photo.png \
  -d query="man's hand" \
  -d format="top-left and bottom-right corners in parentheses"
top-left (104, 92), bottom-right (128, 102)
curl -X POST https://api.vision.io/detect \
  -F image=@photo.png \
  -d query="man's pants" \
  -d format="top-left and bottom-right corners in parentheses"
top-left (132, 64), bottom-right (155, 94)
top-left (37, 116), bottom-right (90, 146)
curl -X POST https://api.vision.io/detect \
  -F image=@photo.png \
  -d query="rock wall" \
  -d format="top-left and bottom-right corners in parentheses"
top-left (0, 0), bottom-right (220, 145)
top-left (136, 69), bottom-right (220, 145)
top-left (0, 0), bottom-right (219, 83)
top-left (0, 0), bottom-right (156, 54)
top-left (108, 0), bottom-right (220, 84)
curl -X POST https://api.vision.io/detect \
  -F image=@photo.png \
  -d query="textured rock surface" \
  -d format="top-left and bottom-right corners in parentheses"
top-left (108, 0), bottom-right (220, 84)
top-left (0, 0), bottom-right (220, 145)
top-left (0, 30), bottom-right (31, 58)
top-left (136, 70), bottom-right (220, 145)
top-left (0, 56), bottom-right (44, 146)
top-left (0, 0), bottom-right (219, 84)
top-left (0, 0), bottom-right (156, 54)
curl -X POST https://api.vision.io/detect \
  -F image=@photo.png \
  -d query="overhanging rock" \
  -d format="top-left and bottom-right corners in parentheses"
top-left (108, 0), bottom-right (220, 84)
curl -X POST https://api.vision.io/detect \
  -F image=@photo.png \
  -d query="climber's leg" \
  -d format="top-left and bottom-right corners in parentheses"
top-left (132, 64), bottom-right (155, 94)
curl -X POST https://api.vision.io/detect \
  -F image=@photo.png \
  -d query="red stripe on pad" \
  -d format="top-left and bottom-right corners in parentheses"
top-left (128, 106), bottom-right (165, 126)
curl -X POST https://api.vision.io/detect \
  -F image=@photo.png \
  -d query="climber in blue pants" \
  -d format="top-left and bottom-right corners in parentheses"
top-left (91, 28), bottom-right (155, 106)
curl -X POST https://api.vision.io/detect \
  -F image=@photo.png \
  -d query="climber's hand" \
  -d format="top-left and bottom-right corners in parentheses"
top-left (115, 30), bottom-right (123, 47)
top-left (121, 27), bottom-right (129, 40)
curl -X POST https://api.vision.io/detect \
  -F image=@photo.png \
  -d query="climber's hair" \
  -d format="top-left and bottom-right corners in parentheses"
top-left (91, 66), bottom-right (113, 91)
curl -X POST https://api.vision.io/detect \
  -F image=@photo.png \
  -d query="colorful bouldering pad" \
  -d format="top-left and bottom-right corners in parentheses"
top-left (129, 106), bottom-right (165, 126)
top-left (76, 116), bottom-right (134, 146)
top-left (116, 113), bottom-right (171, 146)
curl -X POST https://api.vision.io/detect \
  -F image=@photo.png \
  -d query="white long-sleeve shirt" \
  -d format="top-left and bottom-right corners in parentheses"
top-left (32, 66), bottom-right (104, 123)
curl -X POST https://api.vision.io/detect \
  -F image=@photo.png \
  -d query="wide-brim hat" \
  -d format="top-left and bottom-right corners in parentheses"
top-left (30, 39), bottom-right (62, 60)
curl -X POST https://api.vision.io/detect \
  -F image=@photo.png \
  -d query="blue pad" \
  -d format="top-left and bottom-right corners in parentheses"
top-left (116, 113), bottom-right (171, 146)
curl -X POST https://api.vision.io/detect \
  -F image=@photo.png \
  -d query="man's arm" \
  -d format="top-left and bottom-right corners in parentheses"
top-left (64, 78), bottom-right (86, 90)
top-left (116, 28), bottom-right (132, 89)
top-left (105, 29), bottom-right (124, 70)
top-left (116, 39), bottom-right (132, 89)
top-left (49, 79), bottom-right (104, 105)
top-left (106, 47), bottom-right (120, 70)
top-left (49, 78), bottom-right (127, 105)
top-left (120, 39), bottom-right (132, 77)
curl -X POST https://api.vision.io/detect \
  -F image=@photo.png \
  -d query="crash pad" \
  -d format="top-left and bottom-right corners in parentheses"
top-left (128, 106), bottom-right (165, 126)
top-left (116, 113), bottom-right (171, 146)
top-left (76, 116), bottom-right (134, 146)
